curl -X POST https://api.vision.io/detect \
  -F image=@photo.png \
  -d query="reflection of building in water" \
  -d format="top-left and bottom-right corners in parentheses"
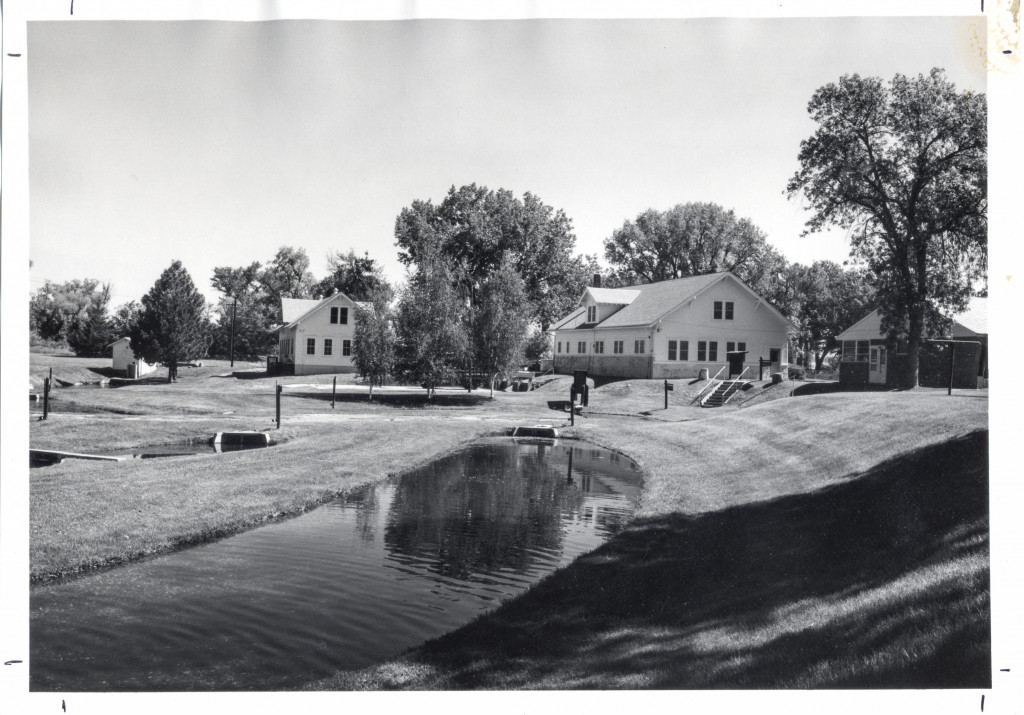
top-left (554, 443), bottom-right (643, 535)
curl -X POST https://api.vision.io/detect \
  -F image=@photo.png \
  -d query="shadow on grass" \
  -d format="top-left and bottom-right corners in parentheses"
top-left (362, 431), bottom-right (990, 690)
top-left (86, 367), bottom-right (122, 379)
top-left (286, 391), bottom-right (491, 408)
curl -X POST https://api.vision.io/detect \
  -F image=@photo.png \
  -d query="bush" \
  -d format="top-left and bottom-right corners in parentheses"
top-left (788, 365), bottom-right (806, 381)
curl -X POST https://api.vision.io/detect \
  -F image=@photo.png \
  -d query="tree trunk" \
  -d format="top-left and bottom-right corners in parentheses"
top-left (489, 375), bottom-right (495, 399)
top-left (368, 380), bottom-right (374, 401)
top-left (903, 302), bottom-right (924, 389)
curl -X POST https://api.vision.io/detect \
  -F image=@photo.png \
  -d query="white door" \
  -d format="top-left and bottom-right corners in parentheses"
top-left (868, 346), bottom-right (887, 384)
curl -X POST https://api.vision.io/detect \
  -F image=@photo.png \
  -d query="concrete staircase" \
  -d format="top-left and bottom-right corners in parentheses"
top-left (701, 379), bottom-right (748, 407)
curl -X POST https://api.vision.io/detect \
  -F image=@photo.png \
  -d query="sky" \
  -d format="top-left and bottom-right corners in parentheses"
top-left (27, 16), bottom-right (987, 306)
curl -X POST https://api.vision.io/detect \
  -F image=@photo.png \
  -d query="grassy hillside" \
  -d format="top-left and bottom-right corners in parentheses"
top-left (309, 393), bottom-right (989, 690)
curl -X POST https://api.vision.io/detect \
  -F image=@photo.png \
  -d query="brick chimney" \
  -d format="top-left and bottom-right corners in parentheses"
top-left (592, 273), bottom-right (602, 288)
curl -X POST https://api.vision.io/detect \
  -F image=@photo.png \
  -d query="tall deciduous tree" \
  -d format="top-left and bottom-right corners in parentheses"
top-left (393, 247), bottom-right (469, 398)
top-left (603, 202), bottom-right (777, 287)
top-left (352, 284), bottom-right (396, 400)
top-left (30, 279), bottom-right (113, 354)
top-left (131, 261), bottom-right (212, 382)
top-left (473, 255), bottom-right (530, 396)
top-left (313, 250), bottom-right (390, 302)
top-left (787, 69), bottom-right (986, 387)
top-left (395, 184), bottom-right (595, 329)
top-left (257, 246), bottom-right (316, 314)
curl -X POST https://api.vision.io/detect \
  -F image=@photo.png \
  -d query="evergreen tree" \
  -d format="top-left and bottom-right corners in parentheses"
top-left (131, 261), bottom-right (212, 382)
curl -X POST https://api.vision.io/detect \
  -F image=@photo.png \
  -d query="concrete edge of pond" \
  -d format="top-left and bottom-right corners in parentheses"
top-left (29, 429), bottom-right (648, 587)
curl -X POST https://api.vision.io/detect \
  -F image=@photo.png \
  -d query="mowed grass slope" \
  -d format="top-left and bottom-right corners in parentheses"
top-left (310, 392), bottom-right (989, 690)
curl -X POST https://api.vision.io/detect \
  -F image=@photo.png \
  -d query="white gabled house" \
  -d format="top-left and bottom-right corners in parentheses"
top-left (108, 337), bottom-right (156, 378)
top-left (276, 293), bottom-right (369, 376)
top-left (549, 272), bottom-right (797, 381)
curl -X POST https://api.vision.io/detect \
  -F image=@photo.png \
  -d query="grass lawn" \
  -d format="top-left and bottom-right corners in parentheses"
top-left (27, 356), bottom-right (990, 688)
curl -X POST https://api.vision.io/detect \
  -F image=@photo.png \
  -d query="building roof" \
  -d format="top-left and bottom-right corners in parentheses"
top-left (952, 297), bottom-right (987, 336)
top-left (549, 306), bottom-right (586, 331)
top-left (279, 294), bottom-right (372, 331)
top-left (281, 298), bottom-right (321, 325)
top-left (837, 297), bottom-right (988, 342)
top-left (106, 336), bottom-right (131, 348)
top-left (583, 287), bottom-right (641, 305)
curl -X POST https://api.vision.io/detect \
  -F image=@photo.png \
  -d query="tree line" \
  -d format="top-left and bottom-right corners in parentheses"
top-left (31, 68), bottom-right (985, 388)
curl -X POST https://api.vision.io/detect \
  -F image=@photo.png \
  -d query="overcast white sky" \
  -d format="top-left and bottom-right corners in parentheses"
top-left (27, 17), bottom-right (986, 305)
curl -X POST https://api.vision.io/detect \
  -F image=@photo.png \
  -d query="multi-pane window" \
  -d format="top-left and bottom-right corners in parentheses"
top-left (557, 341), bottom-right (562, 354)
top-left (857, 340), bottom-right (870, 362)
top-left (306, 338), bottom-right (316, 355)
top-left (725, 302), bottom-right (734, 320)
top-left (843, 341), bottom-right (856, 361)
top-left (613, 340), bottom-right (624, 354)
top-left (697, 341), bottom-right (707, 361)
top-left (713, 301), bottom-right (734, 320)
top-left (330, 307), bottom-right (339, 324)
top-left (713, 301), bottom-right (723, 320)
top-left (343, 340), bottom-right (352, 356)
top-left (578, 341), bottom-right (586, 354)
top-left (324, 338), bottom-right (333, 356)
top-left (726, 341), bottom-right (747, 354)
top-left (594, 341), bottom-right (605, 354)
top-left (634, 339), bottom-right (645, 354)
top-left (587, 305), bottom-right (598, 322)
top-left (668, 340), bottom-right (677, 361)
top-left (679, 340), bottom-right (689, 361)
top-left (709, 341), bottom-right (718, 361)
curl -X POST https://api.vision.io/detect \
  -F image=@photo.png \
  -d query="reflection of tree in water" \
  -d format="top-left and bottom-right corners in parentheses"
top-left (384, 443), bottom-right (588, 581)
top-left (343, 485), bottom-right (380, 543)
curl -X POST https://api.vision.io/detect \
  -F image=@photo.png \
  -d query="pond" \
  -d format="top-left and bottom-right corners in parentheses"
top-left (30, 437), bottom-right (643, 691)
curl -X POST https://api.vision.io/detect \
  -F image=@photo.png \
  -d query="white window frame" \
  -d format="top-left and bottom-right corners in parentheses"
top-left (343, 339), bottom-right (352, 356)
top-left (613, 340), bottom-right (624, 354)
top-left (324, 338), bottom-right (333, 356)
top-left (306, 338), bottom-right (316, 355)
top-left (578, 341), bottom-right (586, 354)
top-left (634, 339), bottom-right (645, 354)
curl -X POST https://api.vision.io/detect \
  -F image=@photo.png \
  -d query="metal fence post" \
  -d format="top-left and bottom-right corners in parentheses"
top-left (276, 382), bottom-right (282, 428)
top-left (42, 377), bottom-right (51, 420)
top-left (332, 376), bottom-right (337, 409)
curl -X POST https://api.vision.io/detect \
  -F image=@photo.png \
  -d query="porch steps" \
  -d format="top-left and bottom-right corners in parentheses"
top-left (701, 380), bottom-right (749, 407)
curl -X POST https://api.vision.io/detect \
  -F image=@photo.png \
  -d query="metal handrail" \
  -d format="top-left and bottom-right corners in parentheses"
top-left (693, 365), bottom-right (727, 404)
top-left (717, 366), bottom-right (751, 405)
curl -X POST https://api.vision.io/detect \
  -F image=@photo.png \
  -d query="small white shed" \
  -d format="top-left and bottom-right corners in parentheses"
top-left (109, 337), bottom-right (156, 378)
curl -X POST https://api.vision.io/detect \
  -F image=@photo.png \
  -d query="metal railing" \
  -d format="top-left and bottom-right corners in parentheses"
top-left (692, 365), bottom-right (727, 405)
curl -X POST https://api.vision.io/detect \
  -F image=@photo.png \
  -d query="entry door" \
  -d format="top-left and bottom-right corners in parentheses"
top-left (869, 346), bottom-right (886, 384)
top-left (769, 348), bottom-right (781, 372)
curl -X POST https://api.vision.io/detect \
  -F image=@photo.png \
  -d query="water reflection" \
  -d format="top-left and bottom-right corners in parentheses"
top-left (31, 438), bottom-right (642, 691)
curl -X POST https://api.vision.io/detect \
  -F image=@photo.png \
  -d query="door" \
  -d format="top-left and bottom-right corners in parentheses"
top-left (868, 346), bottom-right (887, 384)
top-left (769, 348), bottom-right (781, 374)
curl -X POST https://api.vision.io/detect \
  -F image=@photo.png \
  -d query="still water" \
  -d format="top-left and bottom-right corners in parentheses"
top-left (31, 438), bottom-right (642, 691)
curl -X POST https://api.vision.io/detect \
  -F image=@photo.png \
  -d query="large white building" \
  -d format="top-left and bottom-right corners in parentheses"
top-left (276, 294), bottom-right (368, 376)
top-left (549, 272), bottom-right (796, 381)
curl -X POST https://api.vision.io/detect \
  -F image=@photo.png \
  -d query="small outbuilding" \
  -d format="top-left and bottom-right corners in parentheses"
top-left (108, 337), bottom-right (156, 378)
top-left (836, 297), bottom-right (988, 388)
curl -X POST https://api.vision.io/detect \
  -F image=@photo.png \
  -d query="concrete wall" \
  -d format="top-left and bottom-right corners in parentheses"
top-left (553, 353), bottom-right (652, 379)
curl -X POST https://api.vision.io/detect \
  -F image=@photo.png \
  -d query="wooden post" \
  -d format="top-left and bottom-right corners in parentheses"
top-left (664, 380), bottom-right (669, 410)
top-left (332, 376), bottom-right (337, 409)
top-left (948, 343), bottom-right (955, 396)
top-left (42, 377), bottom-right (50, 420)
top-left (276, 382), bottom-right (282, 428)
top-left (569, 387), bottom-right (575, 426)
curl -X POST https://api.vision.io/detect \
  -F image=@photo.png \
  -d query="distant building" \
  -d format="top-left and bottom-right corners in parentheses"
top-left (548, 272), bottom-right (797, 381)
top-left (276, 294), bottom-right (369, 376)
top-left (108, 337), bottom-right (155, 378)
top-left (836, 297), bottom-right (988, 388)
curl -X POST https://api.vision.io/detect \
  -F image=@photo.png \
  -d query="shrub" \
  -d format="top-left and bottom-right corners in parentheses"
top-left (788, 365), bottom-right (806, 381)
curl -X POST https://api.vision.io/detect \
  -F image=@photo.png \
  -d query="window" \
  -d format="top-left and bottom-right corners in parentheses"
top-left (338, 307), bottom-right (348, 325)
top-left (594, 341), bottom-right (605, 354)
top-left (679, 340), bottom-right (689, 361)
top-left (330, 307), bottom-right (339, 324)
top-left (587, 305), bottom-right (597, 322)
top-left (697, 341), bottom-right (707, 361)
top-left (738, 341), bottom-right (746, 353)
top-left (578, 341), bottom-right (586, 354)
top-left (726, 341), bottom-right (747, 354)
top-left (713, 301), bottom-right (722, 320)
top-left (613, 340), bottom-right (624, 354)
top-left (324, 338), bottom-right (333, 356)
top-left (634, 339), bottom-right (645, 354)
top-left (857, 340), bottom-right (870, 362)
top-left (842, 341), bottom-right (856, 361)
top-left (725, 302), bottom-right (734, 320)
top-left (306, 338), bottom-right (316, 355)
top-left (343, 339), bottom-right (352, 356)
top-left (557, 341), bottom-right (562, 354)
top-left (727, 341), bottom-right (734, 353)
top-left (668, 340), bottom-right (677, 361)
top-left (709, 341), bottom-right (718, 361)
